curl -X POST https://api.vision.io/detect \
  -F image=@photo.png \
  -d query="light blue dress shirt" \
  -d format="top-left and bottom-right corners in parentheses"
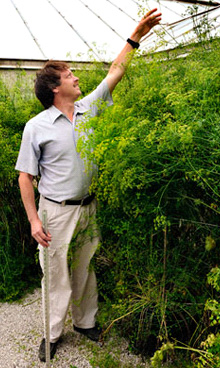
top-left (15, 78), bottom-right (113, 201)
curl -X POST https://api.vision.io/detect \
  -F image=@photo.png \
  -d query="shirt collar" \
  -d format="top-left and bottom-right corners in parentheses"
top-left (48, 105), bottom-right (64, 124)
top-left (48, 102), bottom-right (87, 124)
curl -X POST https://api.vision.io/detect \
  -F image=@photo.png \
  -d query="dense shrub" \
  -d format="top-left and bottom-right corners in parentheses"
top-left (78, 40), bottom-right (220, 358)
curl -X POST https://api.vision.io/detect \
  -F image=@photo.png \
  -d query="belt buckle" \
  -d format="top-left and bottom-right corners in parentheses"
top-left (61, 200), bottom-right (66, 207)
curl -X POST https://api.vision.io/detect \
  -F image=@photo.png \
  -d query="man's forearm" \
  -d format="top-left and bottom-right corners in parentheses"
top-left (18, 172), bottom-right (51, 247)
top-left (107, 42), bottom-right (134, 91)
top-left (18, 172), bottom-right (39, 223)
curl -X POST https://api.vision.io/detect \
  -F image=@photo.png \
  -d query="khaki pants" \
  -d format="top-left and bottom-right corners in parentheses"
top-left (38, 195), bottom-right (100, 343)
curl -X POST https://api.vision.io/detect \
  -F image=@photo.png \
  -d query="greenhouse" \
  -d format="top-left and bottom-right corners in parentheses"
top-left (1, 0), bottom-right (220, 367)
top-left (1, 0), bottom-right (220, 63)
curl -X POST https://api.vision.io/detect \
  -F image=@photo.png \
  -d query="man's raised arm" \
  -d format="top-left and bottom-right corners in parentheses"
top-left (106, 8), bottom-right (162, 94)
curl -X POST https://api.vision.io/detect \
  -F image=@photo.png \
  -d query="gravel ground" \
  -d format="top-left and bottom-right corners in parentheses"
top-left (0, 289), bottom-right (149, 368)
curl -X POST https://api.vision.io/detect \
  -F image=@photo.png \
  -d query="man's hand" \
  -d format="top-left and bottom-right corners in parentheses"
top-left (31, 218), bottom-right (52, 247)
top-left (131, 8), bottom-right (162, 42)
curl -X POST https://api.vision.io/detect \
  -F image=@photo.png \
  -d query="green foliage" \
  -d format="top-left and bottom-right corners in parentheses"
top-left (151, 342), bottom-right (175, 367)
top-left (89, 352), bottom-right (119, 368)
top-left (0, 72), bottom-right (42, 301)
top-left (207, 267), bottom-right (220, 293)
top-left (75, 61), bottom-right (107, 97)
top-left (78, 39), bottom-right (220, 358)
top-left (186, 268), bottom-right (220, 368)
top-left (86, 336), bottom-right (145, 368)
top-left (184, 5), bottom-right (216, 44)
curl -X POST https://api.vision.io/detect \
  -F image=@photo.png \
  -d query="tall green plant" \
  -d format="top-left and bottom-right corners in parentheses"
top-left (78, 39), bottom-right (220, 358)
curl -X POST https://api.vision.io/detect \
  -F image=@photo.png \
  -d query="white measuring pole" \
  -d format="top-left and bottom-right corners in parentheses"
top-left (42, 210), bottom-right (50, 367)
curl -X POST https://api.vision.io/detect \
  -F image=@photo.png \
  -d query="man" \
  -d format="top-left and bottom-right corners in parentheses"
top-left (15, 9), bottom-right (161, 362)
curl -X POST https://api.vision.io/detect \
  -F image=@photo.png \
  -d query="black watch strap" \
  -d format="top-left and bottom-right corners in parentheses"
top-left (127, 38), bottom-right (140, 49)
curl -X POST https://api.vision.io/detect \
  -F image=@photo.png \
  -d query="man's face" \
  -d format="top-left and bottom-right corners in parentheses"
top-left (54, 69), bottom-right (81, 101)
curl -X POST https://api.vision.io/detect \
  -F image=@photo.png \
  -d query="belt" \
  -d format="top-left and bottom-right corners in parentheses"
top-left (44, 193), bottom-right (95, 207)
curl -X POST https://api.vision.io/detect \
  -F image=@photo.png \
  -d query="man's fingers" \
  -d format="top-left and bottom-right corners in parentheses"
top-left (145, 14), bottom-right (162, 30)
top-left (143, 8), bottom-right (158, 18)
top-left (38, 235), bottom-right (50, 247)
top-left (148, 14), bottom-right (162, 22)
top-left (32, 229), bottom-right (51, 247)
top-left (147, 8), bottom-right (160, 16)
top-left (151, 17), bottom-right (162, 25)
top-left (40, 232), bottom-right (51, 247)
top-left (143, 8), bottom-right (162, 22)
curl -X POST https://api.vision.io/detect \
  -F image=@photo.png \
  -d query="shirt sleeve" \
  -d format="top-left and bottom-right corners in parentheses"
top-left (15, 122), bottom-right (41, 176)
top-left (78, 78), bottom-right (113, 116)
